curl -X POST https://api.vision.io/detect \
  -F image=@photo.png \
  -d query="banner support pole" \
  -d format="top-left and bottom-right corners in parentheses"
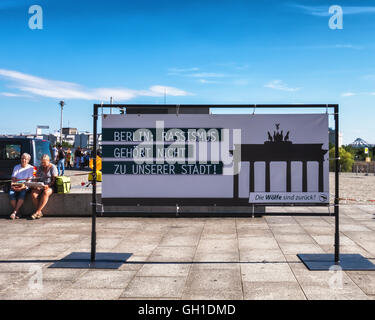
top-left (334, 105), bottom-right (340, 264)
top-left (91, 104), bottom-right (98, 263)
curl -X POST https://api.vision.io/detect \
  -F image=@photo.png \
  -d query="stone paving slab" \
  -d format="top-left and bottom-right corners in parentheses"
top-left (182, 267), bottom-right (243, 300)
top-left (58, 288), bottom-right (124, 300)
top-left (71, 270), bottom-right (137, 289)
top-left (242, 281), bottom-right (306, 300)
top-left (137, 263), bottom-right (191, 277)
top-left (346, 271), bottom-right (375, 296)
top-left (121, 276), bottom-right (187, 299)
top-left (0, 279), bottom-right (74, 300)
top-left (241, 263), bottom-right (296, 282)
top-left (239, 249), bottom-right (286, 262)
top-left (0, 204), bottom-right (374, 300)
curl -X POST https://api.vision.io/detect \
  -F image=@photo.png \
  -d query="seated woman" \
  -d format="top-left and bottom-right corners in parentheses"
top-left (9, 153), bottom-right (35, 220)
top-left (30, 154), bottom-right (58, 220)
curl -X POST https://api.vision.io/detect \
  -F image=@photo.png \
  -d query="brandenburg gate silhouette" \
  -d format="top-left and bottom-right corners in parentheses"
top-left (231, 124), bottom-right (328, 198)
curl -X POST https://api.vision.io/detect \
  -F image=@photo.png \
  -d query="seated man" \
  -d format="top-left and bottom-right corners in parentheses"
top-left (30, 154), bottom-right (58, 220)
top-left (9, 153), bottom-right (34, 220)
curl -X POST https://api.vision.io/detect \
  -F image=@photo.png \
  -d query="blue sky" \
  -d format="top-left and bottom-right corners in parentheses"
top-left (0, 0), bottom-right (374, 144)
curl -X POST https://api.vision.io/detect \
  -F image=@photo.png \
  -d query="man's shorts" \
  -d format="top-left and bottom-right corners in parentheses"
top-left (9, 189), bottom-right (28, 201)
top-left (33, 186), bottom-right (56, 197)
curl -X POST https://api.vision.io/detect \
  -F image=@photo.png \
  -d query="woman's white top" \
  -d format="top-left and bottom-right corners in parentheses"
top-left (11, 164), bottom-right (34, 180)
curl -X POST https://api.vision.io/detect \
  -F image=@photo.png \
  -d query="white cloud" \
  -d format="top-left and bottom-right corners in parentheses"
top-left (0, 92), bottom-right (27, 97)
top-left (167, 67), bottom-right (200, 75)
top-left (335, 6), bottom-right (375, 15)
top-left (198, 79), bottom-right (221, 84)
top-left (334, 44), bottom-right (363, 50)
top-left (264, 80), bottom-right (300, 92)
top-left (232, 79), bottom-right (249, 86)
top-left (342, 92), bottom-right (356, 97)
top-left (341, 92), bottom-right (375, 97)
top-left (168, 67), bottom-right (199, 73)
top-left (216, 63), bottom-right (249, 70)
top-left (146, 85), bottom-right (192, 96)
top-left (291, 4), bottom-right (375, 16)
top-left (88, 88), bottom-right (137, 101)
top-left (189, 72), bottom-right (226, 78)
top-left (168, 68), bottom-right (227, 78)
top-left (0, 69), bottom-right (191, 101)
top-left (168, 66), bottom-right (248, 86)
top-left (197, 78), bottom-right (249, 86)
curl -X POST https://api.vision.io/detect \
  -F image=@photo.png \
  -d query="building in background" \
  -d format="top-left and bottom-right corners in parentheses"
top-left (62, 127), bottom-right (78, 135)
top-left (40, 134), bottom-right (57, 145)
top-left (50, 128), bottom-right (94, 149)
top-left (33, 125), bottom-right (58, 145)
top-left (74, 132), bottom-right (102, 149)
top-left (9, 126), bottom-right (101, 149)
top-left (329, 128), bottom-right (343, 147)
top-left (36, 125), bottom-right (49, 136)
top-left (52, 127), bottom-right (101, 149)
top-left (59, 127), bottom-right (78, 146)
top-left (74, 132), bottom-right (91, 149)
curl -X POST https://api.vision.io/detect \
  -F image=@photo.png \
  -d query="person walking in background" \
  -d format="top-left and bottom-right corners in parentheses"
top-left (84, 151), bottom-right (90, 168)
top-left (52, 144), bottom-right (58, 164)
top-left (65, 148), bottom-right (72, 169)
top-left (56, 144), bottom-right (65, 176)
top-left (74, 146), bottom-right (82, 169)
top-left (79, 150), bottom-right (85, 170)
top-left (8, 153), bottom-right (34, 220)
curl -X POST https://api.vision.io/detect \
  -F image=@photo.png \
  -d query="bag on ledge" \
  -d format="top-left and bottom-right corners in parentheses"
top-left (56, 176), bottom-right (71, 194)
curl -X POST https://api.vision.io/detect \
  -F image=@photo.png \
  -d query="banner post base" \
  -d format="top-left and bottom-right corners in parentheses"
top-left (297, 254), bottom-right (375, 271)
top-left (49, 252), bottom-right (132, 269)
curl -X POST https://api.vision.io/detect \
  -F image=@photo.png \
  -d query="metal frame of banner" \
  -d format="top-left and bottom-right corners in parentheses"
top-left (50, 104), bottom-right (375, 270)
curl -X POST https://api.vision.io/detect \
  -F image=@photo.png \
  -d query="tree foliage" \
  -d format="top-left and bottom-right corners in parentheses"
top-left (329, 147), bottom-right (354, 172)
top-left (61, 141), bottom-right (73, 148)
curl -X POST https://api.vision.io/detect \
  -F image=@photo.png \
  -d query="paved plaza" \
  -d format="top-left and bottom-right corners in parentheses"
top-left (0, 204), bottom-right (374, 300)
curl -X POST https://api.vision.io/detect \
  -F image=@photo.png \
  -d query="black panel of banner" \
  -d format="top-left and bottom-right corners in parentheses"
top-left (101, 161), bottom-right (223, 175)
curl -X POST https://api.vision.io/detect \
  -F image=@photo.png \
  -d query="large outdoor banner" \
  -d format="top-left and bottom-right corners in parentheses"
top-left (101, 114), bottom-right (329, 206)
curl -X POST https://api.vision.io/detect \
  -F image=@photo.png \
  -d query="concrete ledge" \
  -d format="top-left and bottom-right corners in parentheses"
top-left (0, 192), bottom-right (98, 217)
top-left (0, 193), bottom-right (265, 217)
